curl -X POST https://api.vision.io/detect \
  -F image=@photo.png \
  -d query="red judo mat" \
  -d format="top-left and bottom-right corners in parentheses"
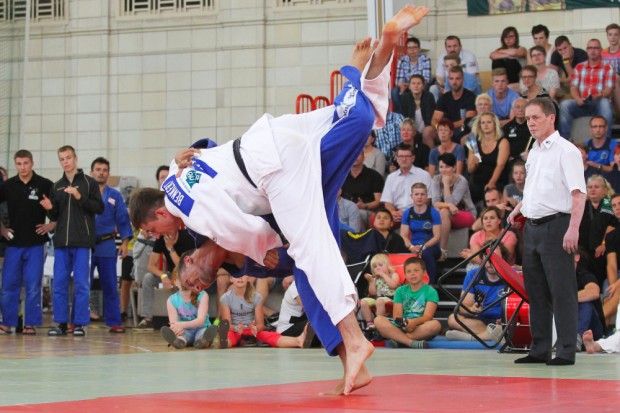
top-left (2, 374), bottom-right (620, 413)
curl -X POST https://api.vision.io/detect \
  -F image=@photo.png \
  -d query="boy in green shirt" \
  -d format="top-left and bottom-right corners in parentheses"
top-left (374, 257), bottom-right (442, 348)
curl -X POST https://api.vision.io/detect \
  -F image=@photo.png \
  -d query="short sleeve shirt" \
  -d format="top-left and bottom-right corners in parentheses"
top-left (394, 283), bottom-right (439, 319)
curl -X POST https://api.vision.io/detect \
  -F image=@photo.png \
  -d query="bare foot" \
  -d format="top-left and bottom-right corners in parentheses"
top-left (343, 339), bottom-right (374, 395)
top-left (583, 330), bottom-right (601, 354)
top-left (349, 37), bottom-right (378, 73)
top-left (382, 5), bottom-right (429, 45)
top-left (320, 364), bottom-right (373, 396)
top-left (296, 323), bottom-right (308, 348)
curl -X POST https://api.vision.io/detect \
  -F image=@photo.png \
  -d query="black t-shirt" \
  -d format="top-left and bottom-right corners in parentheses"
top-left (153, 229), bottom-right (195, 272)
top-left (389, 137), bottom-right (430, 170)
top-left (605, 229), bottom-right (620, 267)
top-left (342, 166), bottom-right (384, 204)
top-left (0, 172), bottom-right (54, 246)
top-left (435, 89), bottom-right (477, 123)
top-left (579, 200), bottom-right (618, 251)
top-left (550, 47), bottom-right (588, 78)
top-left (502, 119), bottom-right (531, 161)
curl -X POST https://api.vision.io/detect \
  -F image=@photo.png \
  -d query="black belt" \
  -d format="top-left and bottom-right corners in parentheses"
top-left (96, 233), bottom-right (116, 244)
top-left (527, 212), bottom-right (569, 226)
top-left (233, 138), bottom-right (257, 188)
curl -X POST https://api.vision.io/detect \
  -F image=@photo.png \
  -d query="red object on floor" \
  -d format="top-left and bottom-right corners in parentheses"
top-left (2, 374), bottom-right (620, 412)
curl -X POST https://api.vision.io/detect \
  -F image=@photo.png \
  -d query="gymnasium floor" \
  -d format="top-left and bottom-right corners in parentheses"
top-left (1, 324), bottom-right (620, 412)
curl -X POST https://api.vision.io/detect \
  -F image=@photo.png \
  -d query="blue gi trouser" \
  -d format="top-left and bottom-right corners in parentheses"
top-left (1, 245), bottom-right (45, 326)
top-left (53, 247), bottom-right (91, 326)
top-left (90, 256), bottom-right (122, 326)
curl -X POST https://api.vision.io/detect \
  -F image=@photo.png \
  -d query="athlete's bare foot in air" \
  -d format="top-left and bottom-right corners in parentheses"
top-left (320, 364), bottom-right (372, 396)
top-left (349, 37), bottom-right (379, 73)
top-left (583, 330), bottom-right (603, 354)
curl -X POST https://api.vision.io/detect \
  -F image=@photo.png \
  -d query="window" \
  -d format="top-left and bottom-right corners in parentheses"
top-left (119, 0), bottom-right (215, 17)
top-left (0, 0), bottom-right (66, 23)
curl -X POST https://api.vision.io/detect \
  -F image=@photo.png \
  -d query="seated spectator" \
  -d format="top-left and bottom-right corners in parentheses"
top-left (431, 153), bottom-right (477, 261)
top-left (433, 35), bottom-right (480, 99)
top-left (446, 245), bottom-right (508, 341)
top-left (392, 36), bottom-right (432, 114)
top-left (603, 24), bottom-right (620, 118)
top-left (363, 132), bottom-right (387, 178)
top-left (373, 257), bottom-right (442, 348)
top-left (138, 229), bottom-right (195, 329)
top-left (160, 270), bottom-right (217, 349)
top-left (604, 146), bottom-right (620, 194)
top-left (443, 53), bottom-right (481, 95)
top-left (461, 206), bottom-right (517, 265)
top-left (487, 68), bottom-right (520, 126)
top-left (475, 93), bottom-right (493, 115)
top-left (466, 112), bottom-right (510, 204)
top-left (519, 65), bottom-right (550, 100)
top-left (275, 279), bottom-right (319, 348)
top-left (360, 253), bottom-right (400, 330)
top-left (399, 75), bottom-right (437, 148)
top-left (550, 35), bottom-right (588, 94)
top-left (382, 143), bottom-right (433, 225)
top-left (576, 143), bottom-right (603, 182)
top-left (559, 39), bottom-right (615, 141)
top-left (374, 110), bottom-right (405, 161)
top-left (471, 188), bottom-right (511, 232)
top-left (460, 93), bottom-right (495, 145)
top-left (389, 118), bottom-right (430, 171)
top-left (574, 250), bottom-right (605, 349)
top-left (503, 160), bottom-right (526, 210)
top-left (400, 183), bottom-right (442, 284)
top-left (529, 24), bottom-right (554, 66)
top-left (502, 98), bottom-right (531, 166)
top-left (428, 119), bottom-right (465, 176)
top-left (585, 116), bottom-right (616, 173)
top-left (528, 46), bottom-right (560, 100)
top-left (338, 188), bottom-right (361, 233)
top-left (490, 26), bottom-right (527, 87)
top-left (431, 66), bottom-right (477, 134)
top-left (603, 194), bottom-right (620, 327)
top-left (341, 151), bottom-right (384, 229)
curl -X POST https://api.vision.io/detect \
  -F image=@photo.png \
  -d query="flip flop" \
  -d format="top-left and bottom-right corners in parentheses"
top-left (218, 320), bottom-right (230, 349)
top-left (22, 326), bottom-right (36, 335)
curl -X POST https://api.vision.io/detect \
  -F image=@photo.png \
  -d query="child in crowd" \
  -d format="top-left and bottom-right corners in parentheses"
top-left (374, 257), bottom-right (442, 348)
top-left (220, 275), bottom-right (311, 349)
top-left (360, 254), bottom-right (401, 330)
top-left (161, 271), bottom-right (217, 349)
top-left (503, 160), bottom-right (525, 208)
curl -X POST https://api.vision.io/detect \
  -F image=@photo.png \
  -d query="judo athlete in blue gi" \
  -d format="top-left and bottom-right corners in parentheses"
top-left (129, 5), bottom-right (430, 395)
top-left (90, 157), bottom-right (134, 333)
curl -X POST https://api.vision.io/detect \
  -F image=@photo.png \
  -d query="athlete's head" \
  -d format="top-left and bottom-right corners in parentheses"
top-left (129, 188), bottom-right (180, 238)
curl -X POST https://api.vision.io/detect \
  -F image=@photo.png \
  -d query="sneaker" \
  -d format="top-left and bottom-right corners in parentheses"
top-left (410, 340), bottom-right (429, 349)
top-left (47, 326), bottom-right (67, 336)
top-left (217, 320), bottom-right (230, 349)
top-left (73, 326), bottom-right (86, 337)
top-left (387, 339), bottom-right (400, 348)
top-left (445, 330), bottom-right (475, 341)
top-left (194, 325), bottom-right (218, 349)
top-left (486, 323), bottom-right (503, 342)
top-left (109, 325), bottom-right (126, 334)
top-left (161, 326), bottom-right (186, 349)
top-left (137, 319), bottom-right (153, 329)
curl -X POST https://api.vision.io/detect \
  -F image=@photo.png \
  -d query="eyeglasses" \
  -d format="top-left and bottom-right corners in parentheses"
top-left (396, 155), bottom-right (413, 159)
top-left (520, 75), bottom-right (535, 79)
top-left (587, 46), bottom-right (602, 50)
top-left (530, 53), bottom-right (544, 58)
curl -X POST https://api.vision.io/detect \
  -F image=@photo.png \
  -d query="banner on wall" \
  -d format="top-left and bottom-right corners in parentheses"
top-left (467, 0), bottom-right (618, 16)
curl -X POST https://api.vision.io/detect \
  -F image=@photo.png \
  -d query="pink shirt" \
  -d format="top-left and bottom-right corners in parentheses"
top-left (470, 230), bottom-right (518, 264)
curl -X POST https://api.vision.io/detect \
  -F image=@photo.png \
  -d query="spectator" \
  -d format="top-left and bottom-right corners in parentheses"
top-left (490, 26), bottom-right (527, 87)
top-left (156, 165), bottom-right (169, 188)
top-left (443, 53), bottom-right (481, 95)
top-left (381, 143), bottom-right (433, 224)
top-left (0, 150), bottom-right (54, 335)
top-left (338, 188), bottom-right (361, 233)
top-left (341, 151), bottom-right (384, 229)
top-left (360, 253), bottom-right (400, 330)
top-left (603, 194), bottom-right (620, 326)
top-left (528, 46), bottom-right (560, 100)
top-left (431, 66), bottom-right (477, 134)
top-left (374, 110), bottom-right (405, 160)
top-left (432, 153), bottom-right (477, 261)
top-left (583, 329), bottom-right (620, 353)
top-left (392, 37), bottom-right (432, 114)
top-left (603, 23), bottom-right (620, 118)
top-left (275, 280), bottom-right (306, 336)
top-left (471, 187), bottom-right (512, 232)
top-left (574, 251), bottom-right (605, 349)
top-left (487, 68), bottom-right (520, 125)
top-left (398, 75), bottom-right (437, 148)
top-left (502, 98), bottom-right (532, 165)
top-left (559, 39), bottom-right (615, 141)
top-left (372, 209), bottom-right (409, 253)
top-left (461, 206), bottom-right (517, 265)
top-left (584, 116), bottom-right (616, 173)
top-left (363, 133), bottom-right (387, 178)
top-left (89, 157), bottom-right (133, 333)
top-left (475, 93), bottom-right (493, 115)
top-left (576, 143), bottom-right (603, 182)
top-left (520, 65), bottom-right (550, 100)
top-left (605, 146), bottom-right (620, 194)
top-left (445, 245), bottom-right (508, 341)
top-left (529, 24), bottom-right (554, 66)
top-left (389, 118), bottom-right (430, 171)
top-left (401, 183), bottom-right (441, 283)
top-left (503, 160), bottom-right (526, 210)
top-left (41, 146), bottom-right (104, 337)
top-left (466, 112), bottom-right (510, 204)
top-left (373, 257), bottom-right (442, 348)
top-left (428, 118), bottom-right (465, 176)
top-left (160, 268), bottom-right (217, 349)
top-left (434, 35), bottom-right (480, 96)
top-left (550, 35), bottom-right (588, 92)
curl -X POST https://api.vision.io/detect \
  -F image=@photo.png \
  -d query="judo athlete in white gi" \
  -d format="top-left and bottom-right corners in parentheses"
top-left (130, 5), bottom-right (429, 395)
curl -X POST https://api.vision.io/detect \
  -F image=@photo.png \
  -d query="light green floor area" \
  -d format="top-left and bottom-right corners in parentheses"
top-left (1, 347), bottom-right (619, 407)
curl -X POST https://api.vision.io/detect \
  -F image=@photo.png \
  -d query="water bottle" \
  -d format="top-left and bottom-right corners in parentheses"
top-left (466, 134), bottom-right (482, 162)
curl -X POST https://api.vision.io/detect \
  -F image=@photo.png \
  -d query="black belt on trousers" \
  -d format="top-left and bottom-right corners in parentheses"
top-left (233, 138), bottom-right (257, 188)
top-left (96, 233), bottom-right (116, 244)
top-left (527, 212), bottom-right (569, 226)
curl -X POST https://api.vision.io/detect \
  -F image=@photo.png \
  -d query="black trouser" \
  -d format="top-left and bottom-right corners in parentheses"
top-left (523, 214), bottom-right (578, 362)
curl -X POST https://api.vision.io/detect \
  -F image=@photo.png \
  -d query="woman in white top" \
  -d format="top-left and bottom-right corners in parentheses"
top-left (528, 45), bottom-right (560, 101)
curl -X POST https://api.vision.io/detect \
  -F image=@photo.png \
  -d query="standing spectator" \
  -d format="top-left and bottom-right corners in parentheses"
top-left (398, 75), bottom-right (437, 148)
top-left (362, 133), bottom-right (387, 178)
top-left (502, 98), bottom-right (532, 166)
top-left (550, 35), bottom-right (588, 94)
top-left (89, 157), bottom-right (134, 333)
top-left (431, 66), bottom-right (477, 133)
top-left (392, 37), bottom-right (431, 114)
top-left (374, 110), bottom-right (405, 160)
top-left (529, 24), bottom-right (554, 66)
top-left (508, 98), bottom-right (586, 366)
top-left (381, 143), bottom-right (433, 225)
top-left (528, 46), bottom-right (560, 100)
top-left (559, 39), bottom-right (615, 141)
top-left (0, 150), bottom-right (54, 335)
top-left (490, 26), bottom-right (527, 87)
top-left (434, 35), bottom-right (480, 97)
top-left (41, 146), bottom-right (104, 337)
top-left (603, 23), bottom-right (620, 118)
top-left (428, 119), bottom-right (465, 176)
top-left (341, 151), bottom-right (384, 229)
top-left (584, 116), bottom-right (616, 173)
top-left (487, 68), bottom-right (520, 126)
